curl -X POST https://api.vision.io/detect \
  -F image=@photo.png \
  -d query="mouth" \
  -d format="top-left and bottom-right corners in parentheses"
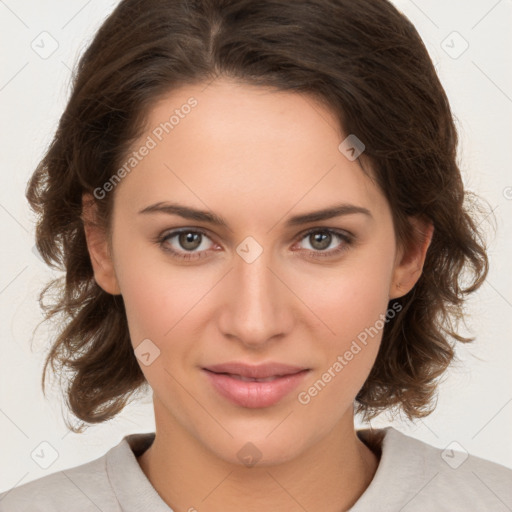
top-left (201, 364), bottom-right (310, 408)
top-left (205, 372), bottom-right (293, 383)
top-left (203, 361), bottom-right (309, 379)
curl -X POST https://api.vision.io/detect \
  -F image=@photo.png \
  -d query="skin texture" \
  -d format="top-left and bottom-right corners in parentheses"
top-left (82, 78), bottom-right (433, 512)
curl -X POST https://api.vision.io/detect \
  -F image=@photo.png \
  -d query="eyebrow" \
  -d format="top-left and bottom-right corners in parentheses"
top-left (138, 201), bottom-right (372, 227)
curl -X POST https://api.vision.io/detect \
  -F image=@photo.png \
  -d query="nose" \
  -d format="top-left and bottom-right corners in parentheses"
top-left (218, 244), bottom-right (293, 349)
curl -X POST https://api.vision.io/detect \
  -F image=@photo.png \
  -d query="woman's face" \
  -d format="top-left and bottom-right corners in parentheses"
top-left (85, 78), bottom-right (428, 466)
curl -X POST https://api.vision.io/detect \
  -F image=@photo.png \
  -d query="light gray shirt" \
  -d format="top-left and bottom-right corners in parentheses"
top-left (1, 427), bottom-right (511, 511)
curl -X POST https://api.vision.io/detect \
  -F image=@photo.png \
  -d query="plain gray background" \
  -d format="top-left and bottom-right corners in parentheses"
top-left (1, 0), bottom-right (511, 491)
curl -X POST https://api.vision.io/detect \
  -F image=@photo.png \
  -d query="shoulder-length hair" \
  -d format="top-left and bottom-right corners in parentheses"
top-left (27, 0), bottom-right (489, 431)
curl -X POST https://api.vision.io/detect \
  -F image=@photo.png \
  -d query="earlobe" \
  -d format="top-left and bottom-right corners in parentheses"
top-left (389, 217), bottom-right (434, 300)
top-left (82, 193), bottom-right (121, 296)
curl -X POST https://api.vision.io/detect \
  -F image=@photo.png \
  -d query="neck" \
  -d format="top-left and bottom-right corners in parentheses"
top-left (137, 410), bottom-right (380, 512)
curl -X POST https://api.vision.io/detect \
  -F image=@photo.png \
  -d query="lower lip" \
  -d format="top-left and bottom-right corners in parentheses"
top-left (203, 369), bottom-right (310, 408)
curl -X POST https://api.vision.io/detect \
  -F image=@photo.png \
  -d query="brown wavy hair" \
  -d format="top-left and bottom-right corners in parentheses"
top-left (26, 0), bottom-right (490, 432)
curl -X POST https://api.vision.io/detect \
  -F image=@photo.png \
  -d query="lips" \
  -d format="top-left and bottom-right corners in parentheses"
top-left (202, 362), bottom-right (311, 408)
top-left (203, 361), bottom-right (308, 380)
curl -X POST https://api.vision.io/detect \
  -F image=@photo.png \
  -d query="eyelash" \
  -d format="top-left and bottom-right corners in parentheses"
top-left (155, 227), bottom-right (354, 262)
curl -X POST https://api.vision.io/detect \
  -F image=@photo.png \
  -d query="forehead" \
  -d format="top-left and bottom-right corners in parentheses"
top-left (113, 78), bottom-right (389, 227)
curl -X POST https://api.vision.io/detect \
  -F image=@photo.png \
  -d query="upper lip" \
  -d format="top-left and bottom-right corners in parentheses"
top-left (203, 362), bottom-right (309, 379)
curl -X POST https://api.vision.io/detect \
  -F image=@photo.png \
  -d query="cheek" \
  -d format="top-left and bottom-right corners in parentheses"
top-left (117, 264), bottom-right (199, 391)
top-left (292, 244), bottom-right (396, 345)
top-left (294, 264), bottom-right (393, 416)
top-left (120, 268), bottom-right (203, 349)
top-left (112, 229), bottom-right (209, 341)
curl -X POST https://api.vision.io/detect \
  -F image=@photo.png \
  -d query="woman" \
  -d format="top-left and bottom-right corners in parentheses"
top-left (1, 0), bottom-right (510, 510)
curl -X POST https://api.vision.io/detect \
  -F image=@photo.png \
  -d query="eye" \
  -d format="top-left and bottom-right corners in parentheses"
top-left (293, 228), bottom-right (353, 259)
top-left (157, 228), bottom-right (217, 261)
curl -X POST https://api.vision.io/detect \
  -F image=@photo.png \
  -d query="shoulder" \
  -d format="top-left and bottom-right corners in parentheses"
top-left (0, 450), bottom-right (119, 512)
top-left (355, 427), bottom-right (512, 511)
top-left (389, 427), bottom-right (512, 510)
top-left (416, 436), bottom-right (512, 509)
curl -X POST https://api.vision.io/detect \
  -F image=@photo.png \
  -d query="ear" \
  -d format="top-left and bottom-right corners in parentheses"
top-left (389, 216), bottom-right (434, 300)
top-left (82, 193), bottom-right (121, 295)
